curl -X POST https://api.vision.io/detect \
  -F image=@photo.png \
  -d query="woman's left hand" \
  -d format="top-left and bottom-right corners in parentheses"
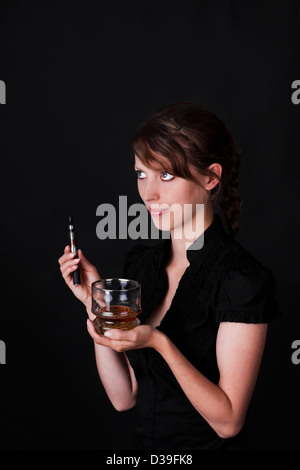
top-left (87, 320), bottom-right (160, 352)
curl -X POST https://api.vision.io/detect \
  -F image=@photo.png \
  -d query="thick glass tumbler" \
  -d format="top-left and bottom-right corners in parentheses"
top-left (91, 278), bottom-right (141, 335)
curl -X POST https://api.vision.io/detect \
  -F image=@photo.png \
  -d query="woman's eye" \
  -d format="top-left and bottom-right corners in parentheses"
top-left (161, 172), bottom-right (174, 181)
top-left (136, 170), bottom-right (146, 179)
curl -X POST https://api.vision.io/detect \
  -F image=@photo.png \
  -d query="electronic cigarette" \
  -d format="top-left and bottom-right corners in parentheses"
top-left (68, 215), bottom-right (81, 285)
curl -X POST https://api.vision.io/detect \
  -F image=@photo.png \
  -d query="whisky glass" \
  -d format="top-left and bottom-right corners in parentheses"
top-left (91, 278), bottom-right (141, 335)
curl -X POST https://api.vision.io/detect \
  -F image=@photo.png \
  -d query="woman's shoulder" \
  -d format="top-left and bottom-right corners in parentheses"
top-left (200, 214), bottom-right (270, 275)
top-left (222, 236), bottom-right (270, 273)
top-left (213, 237), bottom-right (282, 323)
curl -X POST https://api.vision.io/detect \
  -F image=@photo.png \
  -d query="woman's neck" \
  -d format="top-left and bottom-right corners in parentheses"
top-left (169, 206), bottom-right (214, 267)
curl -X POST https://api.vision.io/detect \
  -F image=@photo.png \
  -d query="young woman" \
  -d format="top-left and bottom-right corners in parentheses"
top-left (58, 102), bottom-right (280, 450)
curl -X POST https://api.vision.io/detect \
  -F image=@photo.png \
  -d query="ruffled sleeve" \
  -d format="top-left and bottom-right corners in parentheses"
top-left (215, 267), bottom-right (281, 324)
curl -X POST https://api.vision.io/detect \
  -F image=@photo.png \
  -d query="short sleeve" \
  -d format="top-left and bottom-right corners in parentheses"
top-left (215, 267), bottom-right (281, 323)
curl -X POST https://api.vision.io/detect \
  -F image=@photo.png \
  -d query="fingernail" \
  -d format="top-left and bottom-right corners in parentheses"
top-left (104, 330), bottom-right (113, 338)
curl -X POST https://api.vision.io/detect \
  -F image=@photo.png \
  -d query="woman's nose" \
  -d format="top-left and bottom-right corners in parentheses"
top-left (139, 179), bottom-right (160, 203)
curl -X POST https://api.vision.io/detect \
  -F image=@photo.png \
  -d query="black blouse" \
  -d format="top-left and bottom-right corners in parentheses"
top-left (123, 215), bottom-right (281, 450)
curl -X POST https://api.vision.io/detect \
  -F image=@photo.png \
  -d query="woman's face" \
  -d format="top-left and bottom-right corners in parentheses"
top-left (134, 154), bottom-right (208, 237)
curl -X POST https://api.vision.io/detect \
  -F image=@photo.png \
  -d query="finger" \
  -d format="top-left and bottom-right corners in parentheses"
top-left (59, 256), bottom-right (79, 272)
top-left (60, 259), bottom-right (80, 282)
top-left (59, 256), bottom-right (76, 272)
top-left (103, 329), bottom-right (121, 340)
top-left (58, 250), bottom-right (76, 267)
top-left (87, 319), bottom-right (111, 345)
top-left (103, 328), bottom-right (134, 341)
top-left (60, 259), bottom-right (80, 275)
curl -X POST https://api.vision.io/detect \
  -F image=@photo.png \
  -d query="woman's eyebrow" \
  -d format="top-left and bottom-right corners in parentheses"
top-left (135, 163), bottom-right (169, 172)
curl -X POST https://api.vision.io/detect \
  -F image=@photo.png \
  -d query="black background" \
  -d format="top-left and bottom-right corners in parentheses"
top-left (0, 0), bottom-right (299, 451)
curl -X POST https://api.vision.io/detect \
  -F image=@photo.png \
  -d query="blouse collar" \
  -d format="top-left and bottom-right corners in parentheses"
top-left (153, 214), bottom-right (232, 267)
top-left (186, 214), bottom-right (232, 264)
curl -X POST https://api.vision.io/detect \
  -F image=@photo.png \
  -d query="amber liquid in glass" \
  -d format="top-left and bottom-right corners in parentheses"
top-left (93, 305), bottom-right (141, 335)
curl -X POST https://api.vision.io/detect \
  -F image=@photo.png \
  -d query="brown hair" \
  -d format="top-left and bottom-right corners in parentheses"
top-left (131, 102), bottom-right (242, 233)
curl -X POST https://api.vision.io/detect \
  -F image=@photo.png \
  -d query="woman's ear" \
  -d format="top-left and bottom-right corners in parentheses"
top-left (205, 163), bottom-right (222, 190)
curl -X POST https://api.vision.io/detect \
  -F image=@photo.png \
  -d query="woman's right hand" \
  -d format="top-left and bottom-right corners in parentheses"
top-left (58, 245), bottom-right (101, 312)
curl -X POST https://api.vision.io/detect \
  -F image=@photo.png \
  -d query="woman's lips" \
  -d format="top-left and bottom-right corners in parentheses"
top-left (148, 206), bottom-right (169, 216)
